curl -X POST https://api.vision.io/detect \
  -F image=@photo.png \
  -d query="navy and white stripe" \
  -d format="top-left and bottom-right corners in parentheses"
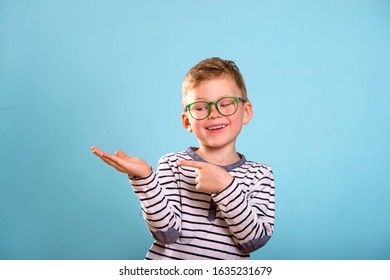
top-left (130, 147), bottom-right (275, 260)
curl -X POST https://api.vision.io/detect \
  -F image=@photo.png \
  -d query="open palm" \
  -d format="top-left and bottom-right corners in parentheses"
top-left (92, 146), bottom-right (151, 178)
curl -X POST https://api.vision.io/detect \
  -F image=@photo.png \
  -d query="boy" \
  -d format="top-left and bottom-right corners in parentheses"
top-left (92, 57), bottom-right (275, 260)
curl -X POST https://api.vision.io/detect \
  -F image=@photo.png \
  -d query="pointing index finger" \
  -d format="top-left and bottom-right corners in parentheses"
top-left (177, 160), bottom-right (206, 169)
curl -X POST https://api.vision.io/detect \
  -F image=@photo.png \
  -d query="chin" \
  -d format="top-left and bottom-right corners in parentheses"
top-left (201, 140), bottom-right (235, 150)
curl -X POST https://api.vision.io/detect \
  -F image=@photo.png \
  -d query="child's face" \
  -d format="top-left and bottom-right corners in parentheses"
top-left (181, 77), bottom-right (252, 152)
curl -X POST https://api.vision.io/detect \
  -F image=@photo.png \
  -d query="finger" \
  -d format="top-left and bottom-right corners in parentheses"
top-left (103, 153), bottom-right (140, 172)
top-left (100, 155), bottom-right (119, 168)
top-left (91, 146), bottom-right (104, 157)
top-left (115, 150), bottom-right (137, 162)
top-left (92, 147), bottom-right (131, 173)
top-left (100, 154), bottom-right (127, 173)
top-left (102, 152), bottom-right (123, 165)
top-left (115, 150), bottom-right (128, 159)
top-left (177, 160), bottom-right (206, 169)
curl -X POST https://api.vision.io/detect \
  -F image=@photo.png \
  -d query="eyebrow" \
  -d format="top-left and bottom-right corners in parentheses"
top-left (192, 95), bottom-right (238, 102)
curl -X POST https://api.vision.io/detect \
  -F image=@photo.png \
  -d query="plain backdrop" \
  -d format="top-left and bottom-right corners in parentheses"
top-left (1, 0), bottom-right (389, 260)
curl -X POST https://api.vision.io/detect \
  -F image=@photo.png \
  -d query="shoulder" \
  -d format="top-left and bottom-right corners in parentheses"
top-left (238, 160), bottom-right (273, 176)
top-left (158, 150), bottom-right (192, 164)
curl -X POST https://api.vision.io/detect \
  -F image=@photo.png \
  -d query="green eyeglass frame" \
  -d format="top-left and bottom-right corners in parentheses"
top-left (185, 96), bottom-right (246, 120)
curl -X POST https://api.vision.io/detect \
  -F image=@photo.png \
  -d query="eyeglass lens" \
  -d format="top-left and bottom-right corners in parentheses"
top-left (190, 97), bottom-right (238, 120)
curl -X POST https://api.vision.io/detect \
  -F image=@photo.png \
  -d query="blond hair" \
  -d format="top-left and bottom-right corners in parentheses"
top-left (182, 57), bottom-right (248, 105)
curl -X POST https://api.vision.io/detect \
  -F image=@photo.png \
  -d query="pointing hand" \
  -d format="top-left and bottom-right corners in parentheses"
top-left (177, 160), bottom-right (233, 193)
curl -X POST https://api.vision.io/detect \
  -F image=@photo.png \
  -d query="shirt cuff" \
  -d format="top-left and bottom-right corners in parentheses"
top-left (128, 170), bottom-right (155, 190)
top-left (211, 178), bottom-right (239, 206)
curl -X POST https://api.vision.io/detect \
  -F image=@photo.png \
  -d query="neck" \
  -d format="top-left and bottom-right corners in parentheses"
top-left (195, 145), bottom-right (240, 166)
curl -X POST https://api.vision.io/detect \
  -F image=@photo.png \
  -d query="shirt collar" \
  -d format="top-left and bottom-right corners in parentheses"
top-left (185, 147), bottom-right (246, 171)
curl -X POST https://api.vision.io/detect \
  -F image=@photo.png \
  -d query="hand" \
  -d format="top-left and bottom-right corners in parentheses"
top-left (92, 146), bottom-right (151, 178)
top-left (177, 160), bottom-right (233, 193)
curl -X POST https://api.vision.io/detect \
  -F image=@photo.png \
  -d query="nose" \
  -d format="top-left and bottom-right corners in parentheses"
top-left (208, 103), bottom-right (222, 119)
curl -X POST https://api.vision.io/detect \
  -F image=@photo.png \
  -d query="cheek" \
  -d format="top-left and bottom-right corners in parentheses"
top-left (230, 113), bottom-right (245, 127)
top-left (236, 109), bottom-right (249, 125)
top-left (191, 122), bottom-right (203, 133)
top-left (187, 118), bottom-right (203, 133)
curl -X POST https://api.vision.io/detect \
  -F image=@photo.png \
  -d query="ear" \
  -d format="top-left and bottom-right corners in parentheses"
top-left (181, 112), bottom-right (193, 132)
top-left (242, 101), bottom-right (253, 125)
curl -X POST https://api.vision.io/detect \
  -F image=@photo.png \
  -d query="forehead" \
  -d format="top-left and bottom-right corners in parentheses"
top-left (184, 77), bottom-right (242, 103)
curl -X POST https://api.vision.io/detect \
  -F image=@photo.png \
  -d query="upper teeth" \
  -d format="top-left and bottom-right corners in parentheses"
top-left (208, 125), bottom-right (226, 130)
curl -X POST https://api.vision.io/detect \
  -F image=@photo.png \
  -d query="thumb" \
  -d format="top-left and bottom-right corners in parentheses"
top-left (115, 150), bottom-right (128, 159)
top-left (177, 159), bottom-right (206, 169)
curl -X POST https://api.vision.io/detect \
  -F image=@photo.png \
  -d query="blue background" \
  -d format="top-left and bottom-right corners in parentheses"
top-left (1, 0), bottom-right (389, 260)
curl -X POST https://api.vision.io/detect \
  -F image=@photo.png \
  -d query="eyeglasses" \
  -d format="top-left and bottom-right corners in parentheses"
top-left (185, 96), bottom-right (246, 120)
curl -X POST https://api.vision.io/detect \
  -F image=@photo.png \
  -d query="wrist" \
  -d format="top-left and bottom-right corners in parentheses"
top-left (215, 174), bottom-right (234, 194)
top-left (216, 176), bottom-right (235, 194)
top-left (129, 166), bottom-right (153, 179)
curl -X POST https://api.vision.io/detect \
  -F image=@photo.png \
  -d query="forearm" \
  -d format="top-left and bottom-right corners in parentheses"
top-left (213, 173), bottom-right (275, 252)
top-left (130, 171), bottom-right (181, 243)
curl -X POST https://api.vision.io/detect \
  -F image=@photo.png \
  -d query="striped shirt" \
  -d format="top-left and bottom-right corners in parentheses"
top-left (129, 147), bottom-right (275, 260)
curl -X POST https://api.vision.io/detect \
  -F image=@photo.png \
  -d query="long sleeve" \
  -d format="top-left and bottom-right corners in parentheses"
top-left (128, 149), bottom-right (275, 260)
top-left (129, 155), bottom-right (182, 244)
top-left (212, 164), bottom-right (275, 253)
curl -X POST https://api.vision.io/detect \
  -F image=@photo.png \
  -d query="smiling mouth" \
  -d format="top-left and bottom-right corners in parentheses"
top-left (207, 124), bottom-right (227, 130)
